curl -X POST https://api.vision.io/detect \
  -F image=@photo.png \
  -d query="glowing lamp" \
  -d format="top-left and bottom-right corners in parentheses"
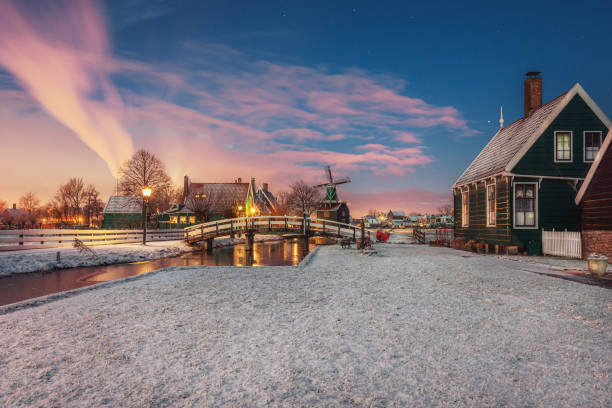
top-left (238, 205), bottom-right (243, 211)
top-left (142, 187), bottom-right (152, 198)
top-left (250, 207), bottom-right (256, 214)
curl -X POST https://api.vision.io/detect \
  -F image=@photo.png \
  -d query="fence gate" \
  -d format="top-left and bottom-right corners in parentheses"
top-left (542, 229), bottom-right (582, 259)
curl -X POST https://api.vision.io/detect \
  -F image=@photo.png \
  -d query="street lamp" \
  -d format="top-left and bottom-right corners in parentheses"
top-left (142, 186), bottom-right (152, 244)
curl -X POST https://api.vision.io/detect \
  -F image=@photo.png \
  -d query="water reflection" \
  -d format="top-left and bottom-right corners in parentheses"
top-left (0, 238), bottom-right (315, 306)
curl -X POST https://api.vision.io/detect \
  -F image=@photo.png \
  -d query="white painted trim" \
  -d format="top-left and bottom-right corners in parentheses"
top-left (506, 83), bottom-right (612, 172)
top-left (486, 181), bottom-right (496, 227)
top-left (512, 182), bottom-right (539, 230)
top-left (583, 130), bottom-right (602, 163)
top-left (461, 190), bottom-right (469, 227)
top-left (576, 128), bottom-right (612, 204)
top-left (554, 130), bottom-right (573, 163)
top-left (453, 171), bottom-right (583, 189)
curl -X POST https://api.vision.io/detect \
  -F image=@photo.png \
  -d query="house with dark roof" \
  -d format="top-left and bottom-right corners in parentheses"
top-left (575, 128), bottom-right (612, 258)
top-left (452, 73), bottom-right (610, 252)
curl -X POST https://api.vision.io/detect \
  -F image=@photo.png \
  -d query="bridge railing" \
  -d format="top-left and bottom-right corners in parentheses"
top-left (185, 216), bottom-right (359, 242)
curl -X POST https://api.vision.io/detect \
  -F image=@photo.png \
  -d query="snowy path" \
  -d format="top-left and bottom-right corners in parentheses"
top-left (0, 235), bottom-right (284, 276)
top-left (1, 244), bottom-right (610, 407)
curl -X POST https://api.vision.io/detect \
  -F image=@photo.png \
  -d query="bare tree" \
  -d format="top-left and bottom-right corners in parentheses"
top-left (119, 150), bottom-right (173, 227)
top-left (288, 180), bottom-right (320, 215)
top-left (436, 202), bottom-right (453, 216)
top-left (0, 199), bottom-right (7, 212)
top-left (274, 191), bottom-right (292, 216)
top-left (60, 178), bottom-right (86, 222)
top-left (185, 191), bottom-right (217, 222)
top-left (83, 184), bottom-right (104, 227)
top-left (18, 192), bottom-right (40, 212)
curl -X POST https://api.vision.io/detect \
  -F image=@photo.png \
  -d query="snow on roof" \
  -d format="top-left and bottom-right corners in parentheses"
top-left (188, 182), bottom-right (248, 204)
top-left (388, 210), bottom-right (406, 216)
top-left (454, 83), bottom-right (611, 188)
top-left (103, 196), bottom-right (142, 214)
top-left (454, 92), bottom-right (568, 187)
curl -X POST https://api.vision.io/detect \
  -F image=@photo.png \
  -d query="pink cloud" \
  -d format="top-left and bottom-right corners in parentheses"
top-left (0, 0), bottom-right (134, 175)
top-left (394, 131), bottom-right (421, 143)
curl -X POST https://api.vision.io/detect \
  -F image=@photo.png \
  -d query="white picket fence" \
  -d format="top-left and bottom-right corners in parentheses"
top-left (0, 229), bottom-right (185, 251)
top-left (542, 229), bottom-right (582, 259)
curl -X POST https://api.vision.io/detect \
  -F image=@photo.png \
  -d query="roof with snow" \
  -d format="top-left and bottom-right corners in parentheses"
top-left (188, 182), bottom-right (249, 203)
top-left (454, 93), bottom-right (567, 187)
top-left (103, 196), bottom-right (142, 214)
top-left (453, 83), bottom-right (611, 188)
top-left (388, 210), bottom-right (406, 217)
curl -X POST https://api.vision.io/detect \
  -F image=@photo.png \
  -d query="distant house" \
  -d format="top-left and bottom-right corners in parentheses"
top-left (183, 176), bottom-right (277, 220)
top-left (387, 210), bottom-right (405, 221)
top-left (102, 196), bottom-right (142, 229)
top-left (575, 128), bottom-right (612, 258)
top-left (404, 215), bottom-right (420, 226)
top-left (157, 203), bottom-right (197, 228)
top-left (315, 203), bottom-right (350, 224)
top-left (452, 73), bottom-right (610, 251)
top-left (364, 215), bottom-right (382, 228)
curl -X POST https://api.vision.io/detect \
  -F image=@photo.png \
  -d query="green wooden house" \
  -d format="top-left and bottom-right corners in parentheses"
top-left (452, 74), bottom-right (610, 252)
top-left (102, 196), bottom-right (143, 229)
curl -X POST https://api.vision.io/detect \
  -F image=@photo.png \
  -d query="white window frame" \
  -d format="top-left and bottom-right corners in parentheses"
top-left (583, 131), bottom-right (602, 163)
top-left (486, 181), bottom-right (496, 227)
top-left (554, 131), bottom-right (573, 163)
top-left (461, 190), bottom-right (469, 227)
top-left (512, 182), bottom-right (538, 230)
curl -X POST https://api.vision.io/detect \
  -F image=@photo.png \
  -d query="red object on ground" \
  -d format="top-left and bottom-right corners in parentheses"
top-left (376, 230), bottom-right (389, 242)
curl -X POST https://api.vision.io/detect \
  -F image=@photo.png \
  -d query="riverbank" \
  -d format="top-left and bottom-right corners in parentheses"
top-left (0, 235), bottom-right (284, 276)
top-left (1, 244), bottom-right (609, 406)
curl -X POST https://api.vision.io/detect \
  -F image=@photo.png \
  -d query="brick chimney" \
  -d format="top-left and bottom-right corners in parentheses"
top-left (183, 175), bottom-right (189, 202)
top-left (12, 203), bottom-right (16, 210)
top-left (524, 72), bottom-right (542, 117)
top-left (263, 183), bottom-right (269, 192)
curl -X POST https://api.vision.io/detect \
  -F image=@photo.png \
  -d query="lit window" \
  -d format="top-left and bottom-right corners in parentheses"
top-left (514, 183), bottom-right (536, 228)
top-left (188, 216), bottom-right (195, 224)
top-left (584, 131), bottom-right (602, 162)
top-left (554, 131), bottom-right (572, 162)
top-left (486, 184), bottom-right (496, 227)
top-left (461, 191), bottom-right (469, 227)
top-left (170, 216), bottom-right (178, 224)
top-left (195, 194), bottom-right (200, 198)
top-left (179, 216), bottom-right (187, 223)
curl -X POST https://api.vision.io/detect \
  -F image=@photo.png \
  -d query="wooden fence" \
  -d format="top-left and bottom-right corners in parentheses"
top-left (0, 229), bottom-right (185, 251)
top-left (542, 229), bottom-right (582, 259)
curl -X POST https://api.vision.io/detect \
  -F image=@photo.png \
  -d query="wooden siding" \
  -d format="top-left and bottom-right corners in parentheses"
top-left (512, 94), bottom-right (608, 178)
top-left (454, 177), bottom-right (580, 248)
top-left (454, 176), bottom-right (512, 245)
top-left (581, 140), bottom-right (612, 230)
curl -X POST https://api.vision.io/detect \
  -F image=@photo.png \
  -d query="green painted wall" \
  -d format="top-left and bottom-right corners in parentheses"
top-left (102, 213), bottom-right (142, 229)
top-left (454, 177), bottom-right (512, 245)
top-left (512, 94), bottom-right (608, 178)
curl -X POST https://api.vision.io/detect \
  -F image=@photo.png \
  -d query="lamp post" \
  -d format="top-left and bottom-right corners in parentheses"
top-left (142, 186), bottom-right (152, 244)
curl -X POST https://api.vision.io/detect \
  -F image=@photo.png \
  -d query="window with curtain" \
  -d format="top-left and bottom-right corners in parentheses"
top-left (584, 131), bottom-right (602, 162)
top-left (514, 184), bottom-right (536, 227)
top-left (555, 131), bottom-right (572, 162)
top-left (487, 184), bottom-right (496, 226)
top-left (461, 191), bottom-right (469, 227)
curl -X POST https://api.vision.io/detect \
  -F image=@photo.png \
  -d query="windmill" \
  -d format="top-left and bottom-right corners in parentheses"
top-left (313, 165), bottom-right (351, 203)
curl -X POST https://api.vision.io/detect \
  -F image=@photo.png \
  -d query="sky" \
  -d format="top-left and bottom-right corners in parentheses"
top-left (0, 0), bottom-right (611, 216)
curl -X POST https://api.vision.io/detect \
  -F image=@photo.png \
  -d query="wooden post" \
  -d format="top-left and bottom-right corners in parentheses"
top-left (206, 237), bottom-right (214, 253)
top-left (246, 231), bottom-right (255, 251)
top-left (230, 220), bottom-right (234, 239)
top-left (360, 219), bottom-right (365, 248)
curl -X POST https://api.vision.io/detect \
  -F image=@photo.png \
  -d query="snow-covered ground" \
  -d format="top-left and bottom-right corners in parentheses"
top-left (0, 235), bottom-right (284, 276)
top-left (1, 244), bottom-right (610, 407)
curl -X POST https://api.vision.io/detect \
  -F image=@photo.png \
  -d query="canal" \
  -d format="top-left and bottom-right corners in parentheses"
top-left (0, 238), bottom-right (315, 307)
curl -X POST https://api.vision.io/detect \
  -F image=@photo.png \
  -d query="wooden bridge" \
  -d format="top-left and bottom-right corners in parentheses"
top-left (185, 216), bottom-right (362, 250)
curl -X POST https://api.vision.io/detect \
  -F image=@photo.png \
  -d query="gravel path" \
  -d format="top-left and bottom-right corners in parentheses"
top-left (1, 244), bottom-right (610, 407)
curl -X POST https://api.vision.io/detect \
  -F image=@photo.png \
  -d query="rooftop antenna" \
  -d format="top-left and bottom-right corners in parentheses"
top-left (499, 105), bottom-right (504, 129)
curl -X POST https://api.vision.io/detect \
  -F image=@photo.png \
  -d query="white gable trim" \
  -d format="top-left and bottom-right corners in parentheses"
top-left (575, 128), bottom-right (612, 204)
top-left (505, 83), bottom-right (611, 172)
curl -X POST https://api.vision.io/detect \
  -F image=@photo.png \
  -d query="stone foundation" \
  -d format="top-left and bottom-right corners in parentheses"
top-left (582, 230), bottom-right (612, 258)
